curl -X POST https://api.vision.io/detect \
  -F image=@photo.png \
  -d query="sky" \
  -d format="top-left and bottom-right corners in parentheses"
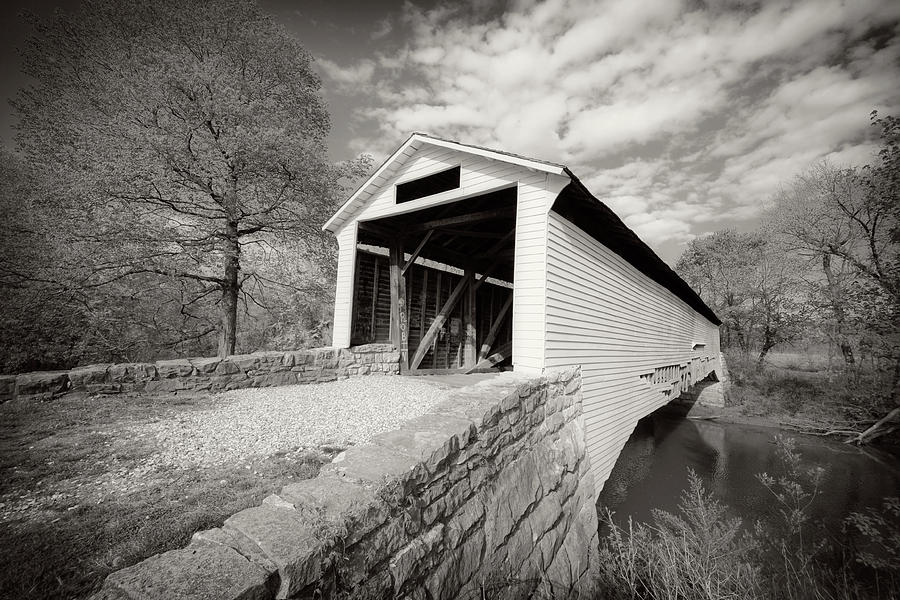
top-left (2, 0), bottom-right (899, 264)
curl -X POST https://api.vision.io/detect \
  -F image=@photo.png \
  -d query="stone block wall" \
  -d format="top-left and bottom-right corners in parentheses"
top-left (91, 367), bottom-right (599, 600)
top-left (0, 344), bottom-right (400, 403)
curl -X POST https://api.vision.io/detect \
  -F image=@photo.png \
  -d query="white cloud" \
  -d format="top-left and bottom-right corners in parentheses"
top-left (324, 0), bottom-right (900, 257)
top-left (316, 58), bottom-right (375, 90)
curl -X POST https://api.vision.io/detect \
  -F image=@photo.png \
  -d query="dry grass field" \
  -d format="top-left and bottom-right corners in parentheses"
top-left (0, 392), bottom-right (323, 600)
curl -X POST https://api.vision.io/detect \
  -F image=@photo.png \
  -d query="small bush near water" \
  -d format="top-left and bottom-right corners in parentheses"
top-left (597, 436), bottom-right (900, 600)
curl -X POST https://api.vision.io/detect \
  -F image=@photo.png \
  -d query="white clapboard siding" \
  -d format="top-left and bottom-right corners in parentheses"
top-left (510, 172), bottom-right (565, 372)
top-left (330, 222), bottom-right (358, 348)
top-left (330, 141), bottom-right (563, 372)
top-left (544, 211), bottom-right (720, 492)
top-left (354, 147), bottom-right (519, 223)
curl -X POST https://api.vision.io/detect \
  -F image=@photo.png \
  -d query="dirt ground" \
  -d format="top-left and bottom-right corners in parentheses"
top-left (0, 392), bottom-right (325, 600)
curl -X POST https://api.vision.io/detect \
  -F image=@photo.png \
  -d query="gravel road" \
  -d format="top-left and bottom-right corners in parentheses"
top-left (134, 377), bottom-right (451, 468)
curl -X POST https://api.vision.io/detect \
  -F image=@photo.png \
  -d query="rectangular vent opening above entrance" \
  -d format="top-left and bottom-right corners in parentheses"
top-left (396, 165), bottom-right (461, 204)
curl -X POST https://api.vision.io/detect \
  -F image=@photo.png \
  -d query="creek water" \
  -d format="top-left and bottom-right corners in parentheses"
top-left (597, 410), bottom-right (900, 540)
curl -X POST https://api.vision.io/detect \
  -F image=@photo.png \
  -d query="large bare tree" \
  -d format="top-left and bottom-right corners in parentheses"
top-left (766, 164), bottom-right (868, 364)
top-left (13, 0), bottom-right (357, 357)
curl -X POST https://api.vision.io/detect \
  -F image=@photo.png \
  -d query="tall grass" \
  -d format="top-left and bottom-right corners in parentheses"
top-left (597, 437), bottom-right (900, 600)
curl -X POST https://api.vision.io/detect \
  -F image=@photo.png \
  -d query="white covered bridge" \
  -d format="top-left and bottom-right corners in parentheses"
top-left (323, 133), bottom-right (722, 492)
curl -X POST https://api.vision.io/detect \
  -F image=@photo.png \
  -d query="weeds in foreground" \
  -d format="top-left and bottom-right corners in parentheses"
top-left (598, 437), bottom-right (900, 600)
top-left (599, 472), bottom-right (760, 600)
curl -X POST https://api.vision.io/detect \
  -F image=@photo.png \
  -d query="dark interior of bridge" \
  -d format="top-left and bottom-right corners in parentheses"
top-left (349, 186), bottom-right (518, 373)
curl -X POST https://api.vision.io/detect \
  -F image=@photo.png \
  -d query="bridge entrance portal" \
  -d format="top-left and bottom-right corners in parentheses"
top-left (349, 186), bottom-right (518, 375)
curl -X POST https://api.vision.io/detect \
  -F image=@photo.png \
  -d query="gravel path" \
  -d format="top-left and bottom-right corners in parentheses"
top-left (133, 377), bottom-right (451, 468)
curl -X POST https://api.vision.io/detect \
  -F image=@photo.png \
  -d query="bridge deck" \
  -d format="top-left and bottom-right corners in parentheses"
top-left (406, 371), bottom-right (512, 389)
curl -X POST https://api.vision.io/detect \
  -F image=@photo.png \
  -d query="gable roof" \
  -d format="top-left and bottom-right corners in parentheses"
top-left (322, 132), bottom-right (566, 233)
top-left (324, 134), bottom-right (720, 326)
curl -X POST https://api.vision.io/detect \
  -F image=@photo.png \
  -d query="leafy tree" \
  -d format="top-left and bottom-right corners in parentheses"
top-left (12, 0), bottom-right (363, 358)
top-left (677, 230), bottom-right (805, 369)
top-left (677, 230), bottom-right (761, 353)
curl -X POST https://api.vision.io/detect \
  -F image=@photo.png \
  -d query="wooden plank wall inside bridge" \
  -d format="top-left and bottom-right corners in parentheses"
top-left (350, 251), bottom-right (512, 370)
top-left (544, 211), bottom-right (721, 493)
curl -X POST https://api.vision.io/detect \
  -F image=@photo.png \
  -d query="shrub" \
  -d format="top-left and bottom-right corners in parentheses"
top-left (598, 470), bottom-right (760, 600)
top-left (597, 437), bottom-right (900, 600)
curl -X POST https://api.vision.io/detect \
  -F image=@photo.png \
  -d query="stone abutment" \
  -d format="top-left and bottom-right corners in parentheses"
top-left (91, 367), bottom-right (599, 599)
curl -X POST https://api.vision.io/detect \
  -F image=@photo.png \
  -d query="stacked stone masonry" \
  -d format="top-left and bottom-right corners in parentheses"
top-left (91, 367), bottom-right (599, 600)
top-left (0, 344), bottom-right (400, 403)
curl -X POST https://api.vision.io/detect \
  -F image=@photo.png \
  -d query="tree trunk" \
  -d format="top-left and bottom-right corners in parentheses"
top-left (822, 254), bottom-right (855, 365)
top-left (839, 341), bottom-right (855, 365)
top-left (756, 329), bottom-right (775, 372)
top-left (218, 221), bottom-right (240, 358)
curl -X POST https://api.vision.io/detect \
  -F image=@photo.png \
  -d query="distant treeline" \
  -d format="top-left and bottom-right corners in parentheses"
top-left (676, 111), bottom-right (899, 374)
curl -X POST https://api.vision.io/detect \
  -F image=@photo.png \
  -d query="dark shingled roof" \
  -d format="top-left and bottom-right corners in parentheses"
top-left (553, 169), bottom-right (721, 326)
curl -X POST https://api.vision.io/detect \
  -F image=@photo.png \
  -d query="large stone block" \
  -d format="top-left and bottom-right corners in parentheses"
top-left (341, 518), bottom-right (409, 583)
top-left (224, 506), bottom-right (321, 599)
top-left (94, 542), bottom-right (275, 600)
top-left (215, 359), bottom-right (242, 375)
top-left (192, 527), bottom-right (278, 573)
top-left (250, 372), bottom-right (297, 388)
top-left (190, 357), bottom-right (221, 374)
top-left (15, 370), bottom-right (70, 398)
top-left (279, 477), bottom-right (382, 535)
top-left (107, 362), bottom-right (157, 383)
top-left (350, 343), bottom-right (395, 354)
top-left (322, 444), bottom-right (420, 485)
top-left (227, 354), bottom-right (262, 373)
top-left (281, 351), bottom-right (311, 368)
top-left (68, 364), bottom-right (111, 390)
top-left (371, 413), bottom-right (473, 472)
top-left (445, 497), bottom-right (485, 549)
top-left (155, 359), bottom-right (194, 379)
top-left (143, 378), bottom-right (192, 394)
top-left (390, 524), bottom-right (444, 594)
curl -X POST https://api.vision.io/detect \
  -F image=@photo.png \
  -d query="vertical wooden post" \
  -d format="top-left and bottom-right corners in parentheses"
top-left (464, 268), bottom-right (476, 368)
top-left (420, 270), bottom-right (428, 341)
top-left (389, 241), bottom-right (409, 371)
top-left (370, 258), bottom-right (379, 341)
top-left (434, 272), bottom-right (442, 369)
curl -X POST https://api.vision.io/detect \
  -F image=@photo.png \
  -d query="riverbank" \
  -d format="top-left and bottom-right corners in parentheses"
top-left (670, 351), bottom-right (900, 448)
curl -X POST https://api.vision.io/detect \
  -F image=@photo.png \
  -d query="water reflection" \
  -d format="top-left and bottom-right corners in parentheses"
top-left (598, 411), bottom-right (900, 539)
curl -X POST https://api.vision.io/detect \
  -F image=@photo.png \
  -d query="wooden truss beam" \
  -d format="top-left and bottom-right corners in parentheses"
top-left (478, 293), bottom-right (513, 361)
top-left (465, 341), bottom-right (512, 374)
top-left (401, 230), bottom-right (433, 275)
top-left (358, 221), bottom-right (395, 239)
top-left (408, 207), bottom-right (514, 233)
top-left (435, 229), bottom-right (508, 239)
top-left (410, 270), bottom-right (474, 370)
top-left (473, 258), bottom-right (503, 292)
top-left (485, 229), bottom-right (515, 254)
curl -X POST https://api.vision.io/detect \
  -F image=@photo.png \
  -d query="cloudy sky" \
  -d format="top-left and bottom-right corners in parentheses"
top-left (2, 0), bottom-right (899, 263)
